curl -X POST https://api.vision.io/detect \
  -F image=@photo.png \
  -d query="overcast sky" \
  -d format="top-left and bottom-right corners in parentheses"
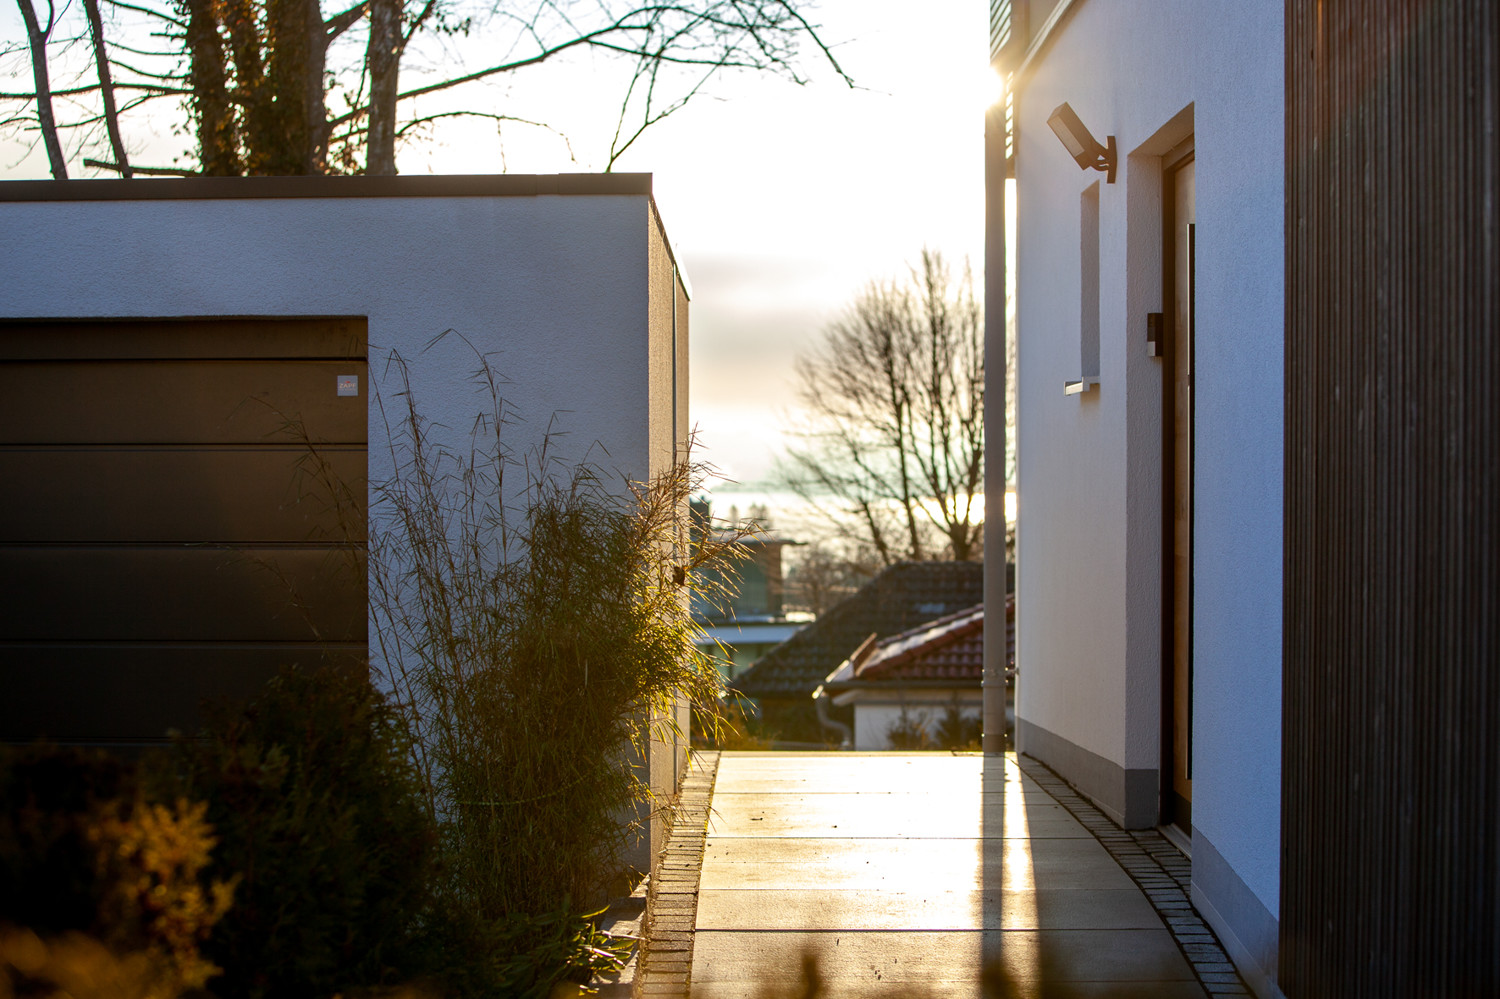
top-left (1, 0), bottom-right (991, 486)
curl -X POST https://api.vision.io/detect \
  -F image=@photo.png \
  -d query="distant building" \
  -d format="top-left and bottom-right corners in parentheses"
top-left (735, 560), bottom-right (984, 742)
top-left (819, 598), bottom-right (1014, 751)
top-left (689, 499), bottom-right (804, 679)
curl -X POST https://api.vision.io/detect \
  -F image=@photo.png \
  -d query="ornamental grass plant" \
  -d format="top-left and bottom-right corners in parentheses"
top-left (345, 337), bottom-right (748, 964)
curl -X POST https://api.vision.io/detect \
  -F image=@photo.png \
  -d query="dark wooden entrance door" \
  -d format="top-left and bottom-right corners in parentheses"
top-left (1164, 148), bottom-right (1195, 832)
top-left (0, 318), bottom-right (368, 746)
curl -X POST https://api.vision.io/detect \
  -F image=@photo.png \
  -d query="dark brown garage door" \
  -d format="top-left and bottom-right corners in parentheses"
top-left (0, 318), bottom-right (368, 746)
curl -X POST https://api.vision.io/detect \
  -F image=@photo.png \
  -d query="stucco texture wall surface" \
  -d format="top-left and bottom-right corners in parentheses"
top-left (1012, 0), bottom-right (1283, 950)
top-left (0, 193), bottom-right (662, 483)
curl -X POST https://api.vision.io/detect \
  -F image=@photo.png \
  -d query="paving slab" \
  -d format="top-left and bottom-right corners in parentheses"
top-left (695, 887), bottom-right (1162, 931)
top-left (706, 798), bottom-right (1089, 840)
top-left (687, 752), bottom-right (1208, 998)
top-left (690, 928), bottom-right (1194, 986)
top-left (690, 982), bottom-right (1209, 999)
top-left (699, 836), bottom-right (1131, 892)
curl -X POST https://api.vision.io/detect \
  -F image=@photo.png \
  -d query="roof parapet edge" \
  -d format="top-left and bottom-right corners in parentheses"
top-left (0, 172), bottom-right (653, 203)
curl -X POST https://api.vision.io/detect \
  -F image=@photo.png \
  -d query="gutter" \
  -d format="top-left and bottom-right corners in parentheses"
top-left (811, 684), bottom-right (852, 749)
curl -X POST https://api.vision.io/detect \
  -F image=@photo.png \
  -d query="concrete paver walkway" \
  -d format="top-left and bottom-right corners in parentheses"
top-left (685, 752), bottom-right (1210, 998)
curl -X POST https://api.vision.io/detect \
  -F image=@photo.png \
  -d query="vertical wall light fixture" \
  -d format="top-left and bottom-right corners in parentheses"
top-left (1047, 102), bottom-right (1116, 183)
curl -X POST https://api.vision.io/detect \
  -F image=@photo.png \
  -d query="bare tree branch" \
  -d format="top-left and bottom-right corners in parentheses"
top-left (0, 82), bottom-right (189, 99)
top-left (325, 1), bottom-right (369, 40)
top-left (332, 1), bottom-right (850, 133)
top-left (15, 0), bottom-right (67, 178)
top-left (105, 57), bottom-right (189, 80)
top-left (328, 18), bottom-right (615, 128)
top-left (401, 0), bottom-right (439, 45)
top-left (605, 19), bottom-right (719, 170)
top-left (83, 0), bottom-right (131, 177)
top-left (84, 156), bottom-right (193, 174)
top-left (102, 0), bottom-right (184, 27)
top-left (6, 0), bottom-right (850, 178)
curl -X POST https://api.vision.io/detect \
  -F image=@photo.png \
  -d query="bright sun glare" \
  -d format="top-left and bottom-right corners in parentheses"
top-left (979, 64), bottom-right (1007, 112)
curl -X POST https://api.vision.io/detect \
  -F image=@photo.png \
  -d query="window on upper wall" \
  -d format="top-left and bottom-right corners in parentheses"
top-left (1080, 181), bottom-right (1101, 382)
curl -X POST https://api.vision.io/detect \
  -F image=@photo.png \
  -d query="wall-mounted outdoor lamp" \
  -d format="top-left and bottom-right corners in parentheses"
top-left (1048, 102), bottom-right (1116, 184)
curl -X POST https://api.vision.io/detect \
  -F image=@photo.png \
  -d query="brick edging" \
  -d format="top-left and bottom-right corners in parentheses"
top-left (635, 750), bottom-right (720, 998)
top-left (1015, 755), bottom-right (1252, 997)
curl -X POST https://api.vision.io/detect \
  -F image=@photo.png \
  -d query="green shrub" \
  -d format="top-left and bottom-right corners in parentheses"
top-left (151, 666), bottom-right (440, 999)
top-left (884, 700), bottom-right (982, 751)
top-left (933, 700), bottom-right (983, 752)
top-left (694, 696), bottom-right (779, 751)
top-left (885, 706), bottom-right (936, 750)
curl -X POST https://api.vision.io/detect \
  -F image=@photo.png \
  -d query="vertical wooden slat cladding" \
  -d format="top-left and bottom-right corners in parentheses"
top-left (0, 319), bottom-right (368, 745)
top-left (1283, 3), bottom-right (1500, 997)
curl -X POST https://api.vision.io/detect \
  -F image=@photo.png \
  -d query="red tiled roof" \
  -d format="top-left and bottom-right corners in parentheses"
top-left (823, 595), bottom-right (1015, 689)
top-left (734, 560), bottom-right (984, 698)
top-left (857, 604), bottom-right (985, 681)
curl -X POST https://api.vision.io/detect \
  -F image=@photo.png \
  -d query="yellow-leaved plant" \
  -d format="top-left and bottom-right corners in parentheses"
top-left (88, 797), bottom-right (237, 994)
top-left (0, 777), bottom-right (234, 999)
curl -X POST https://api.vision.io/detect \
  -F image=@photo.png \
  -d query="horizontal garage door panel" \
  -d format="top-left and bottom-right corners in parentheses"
top-left (0, 547), bottom-right (365, 642)
top-left (0, 645), bottom-right (367, 741)
top-left (0, 360), bottom-right (367, 444)
top-left (0, 319), bottom-right (365, 361)
top-left (0, 447), bottom-right (366, 543)
top-left (1, 317), bottom-right (369, 746)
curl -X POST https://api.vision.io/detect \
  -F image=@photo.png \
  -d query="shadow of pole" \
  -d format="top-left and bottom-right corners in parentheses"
top-left (979, 673), bottom-right (1072, 998)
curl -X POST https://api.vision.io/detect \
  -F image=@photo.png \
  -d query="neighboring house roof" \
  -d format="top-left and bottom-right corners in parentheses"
top-left (822, 596), bottom-right (1015, 691)
top-left (733, 560), bottom-right (985, 698)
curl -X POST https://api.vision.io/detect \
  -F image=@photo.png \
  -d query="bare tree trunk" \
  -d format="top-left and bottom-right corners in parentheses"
top-left (82, 0), bottom-right (130, 177)
top-left (882, 351), bottom-right (923, 560)
top-left (262, 0), bottom-right (328, 174)
top-left (365, 0), bottom-right (401, 174)
top-left (16, 0), bottom-right (67, 179)
top-left (221, 0), bottom-right (269, 168)
top-left (302, 0), bottom-right (329, 172)
top-left (182, 0), bottom-right (240, 175)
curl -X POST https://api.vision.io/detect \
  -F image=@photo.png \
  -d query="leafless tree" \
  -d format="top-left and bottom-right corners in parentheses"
top-left (2, 0), bottom-right (849, 177)
top-left (780, 250), bottom-right (985, 565)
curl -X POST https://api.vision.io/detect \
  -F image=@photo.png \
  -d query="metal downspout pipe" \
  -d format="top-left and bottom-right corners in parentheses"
top-left (982, 99), bottom-right (1010, 755)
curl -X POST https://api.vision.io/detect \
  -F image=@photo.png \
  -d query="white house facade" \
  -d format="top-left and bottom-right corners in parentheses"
top-left (992, 2), bottom-right (1285, 994)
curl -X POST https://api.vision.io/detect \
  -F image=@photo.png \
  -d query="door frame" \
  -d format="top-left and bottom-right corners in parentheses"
top-left (1160, 137), bottom-right (1195, 832)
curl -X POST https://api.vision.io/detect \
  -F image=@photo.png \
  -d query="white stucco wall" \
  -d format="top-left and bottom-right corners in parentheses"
top-left (1011, 0), bottom-right (1283, 979)
top-left (846, 692), bottom-right (983, 751)
top-left (0, 189), bottom-right (672, 481)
